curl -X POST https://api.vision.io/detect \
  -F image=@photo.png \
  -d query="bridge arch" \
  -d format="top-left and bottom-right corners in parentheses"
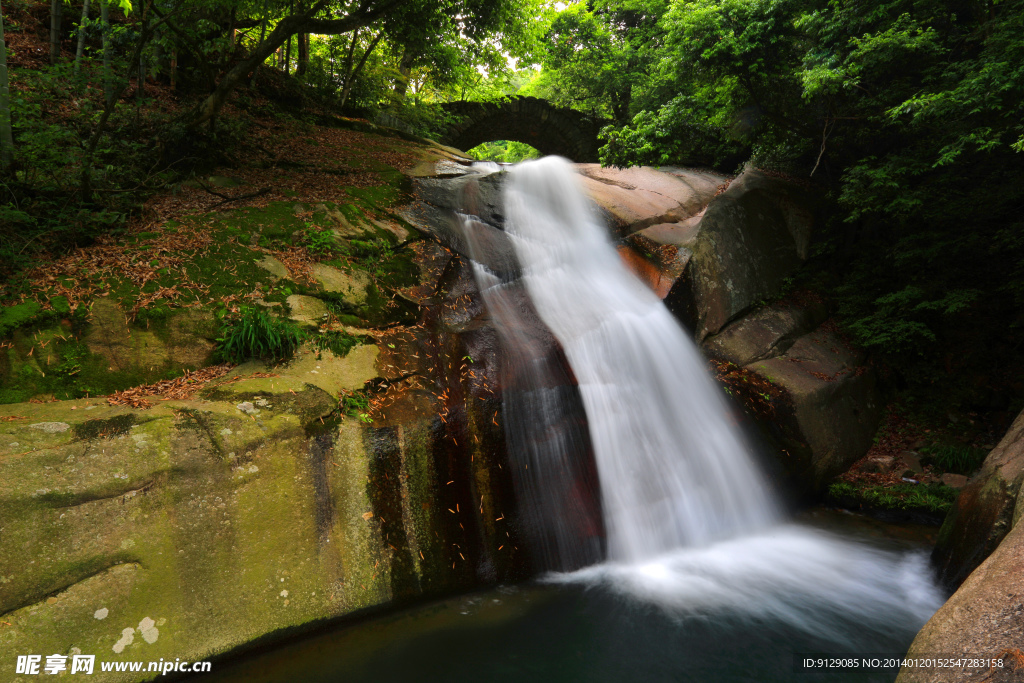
top-left (438, 97), bottom-right (608, 163)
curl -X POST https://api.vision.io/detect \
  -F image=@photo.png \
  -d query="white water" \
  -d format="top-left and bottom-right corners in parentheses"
top-left (498, 156), bottom-right (943, 641)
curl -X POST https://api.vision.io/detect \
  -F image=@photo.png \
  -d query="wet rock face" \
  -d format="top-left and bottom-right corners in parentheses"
top-left (0, 157), bottom-right (544, 674)
top-left (898, 520), bottom-right (1024, 683)
top-left (931, 409), bottom-right (1024, 587)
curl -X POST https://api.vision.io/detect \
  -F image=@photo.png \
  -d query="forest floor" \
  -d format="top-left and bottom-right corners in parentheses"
top-left (0, 66), bottom-right (457, 408)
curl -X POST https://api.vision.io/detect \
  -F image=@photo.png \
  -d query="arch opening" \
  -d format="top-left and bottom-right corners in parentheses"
top-left (466, 140), bottom-right (542, 164)
top-left (438, 97), bottom-right (609, 163)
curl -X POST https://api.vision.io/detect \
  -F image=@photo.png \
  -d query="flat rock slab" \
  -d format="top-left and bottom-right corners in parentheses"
top-left (281, 344), bottom-right (380, 397)
top-left (632, 218), bottom-right (702, 249)
top-left (286, 295), bottom-right (330, 326)
top-left (309, 264), bottom-right (371, 305)
top-left (703, 300), bottom-right (828, 367)
top-left (404, 158), bottom-right (473, 178)
top-left (256, 255), bottom-right (290, 280)
top-left (576, 164), bottom-right (724, 234)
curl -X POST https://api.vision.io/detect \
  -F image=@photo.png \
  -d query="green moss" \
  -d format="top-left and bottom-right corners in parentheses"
top-left (49, 296), bottom-right (71, 316)
top-left (185, 243), bottom-right (271, 300)
top-left (0, 301), bottom-right (42, 337)
top-left (345, 181), bottom-right (404, 208)
top-left (0, 331), bottom-right (189, 405)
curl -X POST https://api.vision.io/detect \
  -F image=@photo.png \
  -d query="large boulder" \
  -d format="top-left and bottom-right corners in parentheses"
top-left (687, 167), bottom-right (815, 340)
top-left (932, 409), bottom-right (1024, 587)
top-left (703, 301), bottom-right (881, 495)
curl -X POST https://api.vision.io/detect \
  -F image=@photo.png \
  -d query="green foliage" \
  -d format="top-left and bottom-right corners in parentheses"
top-left (527, 0), bottom-right (667, 124)
top-left (585, 0), bottom-right (1024, 406)
top-left (600, 96), bottom-right (744, 168)
top-left (466, 140), bottom-right (540, 163)
top-left (340, 389), bottom-right (372, 423)
top-left (0, 301), bottom-right (42, 338)
top-left (303, 224), bottom-right (342, 257)
top-left (827, 480), bottom-right (959, 514)
top-left (310, 329), bottom-right (361, 358)
top-left (214, 306), bottom-right (305, 363)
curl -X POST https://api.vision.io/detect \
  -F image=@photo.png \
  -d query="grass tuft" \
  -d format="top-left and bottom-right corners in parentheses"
top-left (215, 307), bottom-right (305, 363)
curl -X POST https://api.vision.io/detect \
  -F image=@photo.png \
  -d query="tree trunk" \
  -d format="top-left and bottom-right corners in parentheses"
top-left (50, 0), bottom-right (62, 63)
top-left (394, 45), bottom-right (414, 96)
top-left (247, 0), bottom-right (268, 85)
top-left (339, 28), bottom-right (383, 108)
top-left (74, 0), bottom-right (90, 74)
top-left (297, 32), bottom-right (307, 76)
top-left (101, 0), bottom-right (112, 106)
top-left (81, 0), bottom-right (162, 201)
top-left (340, 26), bottom-right (358, 93)
top-left (152, 24), bottom-right (165, 81)
top-left (137, 14), bottom-right (146, 100)
top-left (283, 1), bottom-right (293, 75)
top-left (0, 0), bottom-right (14, 171)
top-left (327, 35), bottom-right (335, 83)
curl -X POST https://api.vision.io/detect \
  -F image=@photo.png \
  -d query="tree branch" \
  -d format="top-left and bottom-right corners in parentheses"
top-left (186, 0), bottom-right (409, 127)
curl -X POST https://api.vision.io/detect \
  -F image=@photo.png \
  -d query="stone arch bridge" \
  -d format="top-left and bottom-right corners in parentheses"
top-left (437, 97), bottom-right (609, 162)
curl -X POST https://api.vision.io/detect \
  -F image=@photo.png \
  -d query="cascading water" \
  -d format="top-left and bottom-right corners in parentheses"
top-left (457, 194), bottom-right (603, 572)
top-left (484, 156), bottom-right (943, 644)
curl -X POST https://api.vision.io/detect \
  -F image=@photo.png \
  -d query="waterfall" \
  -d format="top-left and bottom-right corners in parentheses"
top-left (501, 157), bottom-right (778, 561)
top-left (483, 156), bottom-right (943, 643)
